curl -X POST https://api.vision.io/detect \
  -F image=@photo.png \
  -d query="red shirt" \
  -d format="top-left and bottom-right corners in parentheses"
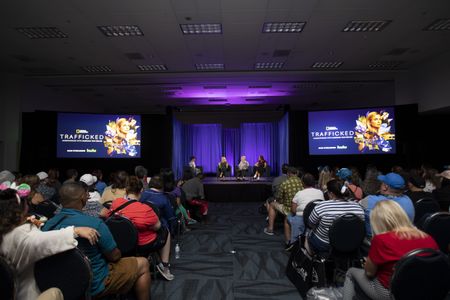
top-left (109, 198), bottom-right (159, 245)
top-left (369, 231), bottom-right (438, 288)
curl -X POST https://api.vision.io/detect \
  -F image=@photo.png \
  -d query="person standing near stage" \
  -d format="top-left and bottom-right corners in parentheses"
top-left (189, 156), bottom-right (201, 176)
top-left (236, 155), bottom-right (250, 180)
top-left (253, 155), bottom-right (268, 180)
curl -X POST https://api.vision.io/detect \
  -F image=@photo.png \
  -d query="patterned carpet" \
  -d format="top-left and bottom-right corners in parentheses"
top-left (151, 202), bottom-right (300, 300)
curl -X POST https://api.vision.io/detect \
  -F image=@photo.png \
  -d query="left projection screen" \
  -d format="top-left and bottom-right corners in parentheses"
top-left (57, 113), bottom-right (141, 158)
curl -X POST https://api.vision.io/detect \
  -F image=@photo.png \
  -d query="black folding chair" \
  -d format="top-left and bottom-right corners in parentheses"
top-left (303, 200), bottom-right (323, 229)
top-left (35, 248), bottom-right (92, 300)
top-left (422, 212), bottom-right (450, 254)
top-left (105, 215), bottom-right (138, 257)
top-left (328, 213), bottom-right (366, 283)
top-left (0, 256), bottom-right (16, 300)
top-left (390, 248), bottom-right (450, 300)
top-left (414, 197), bottom-right (440, 227)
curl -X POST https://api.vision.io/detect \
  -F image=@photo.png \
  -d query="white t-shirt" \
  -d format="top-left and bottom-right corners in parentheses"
top-left (0, 224), bottom-right (77, 300)
top-left (292, 187), bottom-right (325, 216)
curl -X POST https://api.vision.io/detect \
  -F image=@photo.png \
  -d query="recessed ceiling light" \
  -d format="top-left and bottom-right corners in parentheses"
top-left (342, 20), bottom-right (391, 32)
top-left (137, 64), bottom-right (167, 71)
top-left (255, 62), bottom-right (284, 70)
top-left (368, 61), bottom-right (404, 69)
top-left (311, 62), bottom-right (343, 69)
top-left (263, 22), bottom-right (306, 33)
top-left (424, 18), bottom-right (450, 31)
top-left (15, 27), bottom-right (68, 39)
top-left (81, 66), bottom-right (113, 73)
top-left (195, 63), bottom-right (224, 70)
top-left (180, 23), bottom-right (222, 34)
top-left (97, 25), bottom-right (144, 37)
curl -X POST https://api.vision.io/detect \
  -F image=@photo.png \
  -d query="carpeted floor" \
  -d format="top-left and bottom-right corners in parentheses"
top-left (151, 202), bottom-right (300, 300)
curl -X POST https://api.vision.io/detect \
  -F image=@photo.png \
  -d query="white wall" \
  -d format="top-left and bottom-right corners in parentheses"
top-left (0, 74), bottom-right (22, 171)
top-left (396, 50), bottom-right (450, 113)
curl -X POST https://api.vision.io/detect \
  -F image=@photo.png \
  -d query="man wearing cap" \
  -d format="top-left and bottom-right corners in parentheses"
top-left (36, 171), bottom-right (57, 202)
top-left (405, 174), bottom-right (433, 204)
top-left (80, 173), bottom-right (105, 217)
top-left (360, 172), bottom-right (414, 237)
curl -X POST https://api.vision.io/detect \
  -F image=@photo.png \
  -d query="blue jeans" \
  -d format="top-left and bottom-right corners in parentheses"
top-left (287, 214), bottom-right (305, 243)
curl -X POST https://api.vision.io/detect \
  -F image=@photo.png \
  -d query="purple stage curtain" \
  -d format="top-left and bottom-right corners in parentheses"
top-left (240, 123), bottom-right (275, 174)
top-left (223, 128), bottom-right (240, 175)
top-left (185, 124), bottom-right (223, 174)
top-left (277, 113), bottom-right (289, 174)
top-left (172, 121), bottom-right (222, 177)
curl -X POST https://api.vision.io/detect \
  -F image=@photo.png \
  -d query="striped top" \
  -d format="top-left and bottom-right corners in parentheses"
top-left (309, 200), bottom-right (365, 244)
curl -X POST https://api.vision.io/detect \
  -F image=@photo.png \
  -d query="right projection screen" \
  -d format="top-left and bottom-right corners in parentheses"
top-left (308, 107), bottom-right (396, 155)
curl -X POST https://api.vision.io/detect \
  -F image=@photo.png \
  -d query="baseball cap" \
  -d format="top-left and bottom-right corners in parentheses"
top-left (80, 174), bottom-right (97, 186)
top-left (336, 168), bottom-right (352, 180)
top-left (377, 172), bottom-right (405, 189)
top-left (408, 175), bottom-right (425, 189)
top-left (36, 171), bottom-right (48, 181)
top-left (437, 170), bottom-right (450, 180)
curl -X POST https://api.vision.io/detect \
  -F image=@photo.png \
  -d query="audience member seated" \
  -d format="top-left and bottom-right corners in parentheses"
top-left (422, 165), bottom-right (440, 193)
top-left (336, 168), bottom-right (363, 201)
top-left (236, 155), bottom-right (250, 180)
top-left (47, 168), bottom-right (62, 193)
top-left (101, 170), bottom-right (128, 204)
top-left (36, 171), bottom-right (57, 202)
top-left (63, 168), bottom-right (78, 184)
top-left (108, 176), bottom-right (174, 281)
top-left (0, 170), bottom-right (15, 184)
top-left (288, 173), bottom-right (324, 245)
top-left (135, 165), bottom-right (149, 190)
top-left (161, 168), bottom-right (197, 226)
top-left (361, 165), bottom-right (381, 197)
top-left (272, 163), bottom-right (289, 196)
top-left (0, 186), bottom-right (99, 300)
top-left (360, 172), bottom-right (414, 237)
top-left (342, 200), bottom-right (439, 300)
top-left (141, 176), bottom-right (177, 231)
top-left (264, 167), bottom-right (303, 249)
top-left (180, 171), bottom-right (209, 220)
top-left (405, 174), bottom-right (433, 204)
top-left (92, 169), bottom-right (107, 195)
top-left (188, 156), bottom-right (201, 176)
top-left (318, 166), bottom-right (334, 193)
top-left (80, 173), bottom-right (105, 217)
top-left (217, 156), bottom-right (231, 178)
top-left (22, 174), bottom-right (58, 219)
top-left (433, 170), bottom-right (450, 211)
top-left (253, 155), bottom-right (268, 180)
top-left (42, 182), bottom-right (150, 300)
top-left (306, 179), bottom-right (365, 254)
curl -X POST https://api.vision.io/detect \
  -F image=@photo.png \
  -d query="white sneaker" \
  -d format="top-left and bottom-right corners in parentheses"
top-left (157, 264), bottom-right (175, 281)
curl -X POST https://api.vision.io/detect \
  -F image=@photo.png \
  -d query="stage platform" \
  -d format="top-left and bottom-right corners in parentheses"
top-left (203, 177), bottom-right (273, 202)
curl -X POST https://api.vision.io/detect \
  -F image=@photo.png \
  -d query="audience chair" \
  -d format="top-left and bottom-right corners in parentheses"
top-left (302, 200), bottom-right (323, 229)
top-left (35, 248), bottom-right (92, 300)
top-left (422, 212), bottom-right (450, 254)
top-left (0, 256), bottom-right (17, 300)
top-left (105, 215), bottom-right (138, 257)
top-left (414, 197), bottom-right (440, 227)
top-left (327, 213), bottom-right (366, 275)
top-left (390, 248), bottom-right (450, 300)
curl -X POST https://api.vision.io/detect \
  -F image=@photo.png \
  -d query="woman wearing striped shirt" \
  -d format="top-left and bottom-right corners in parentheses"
top-left (306, 179), bottom-right (365, 254)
